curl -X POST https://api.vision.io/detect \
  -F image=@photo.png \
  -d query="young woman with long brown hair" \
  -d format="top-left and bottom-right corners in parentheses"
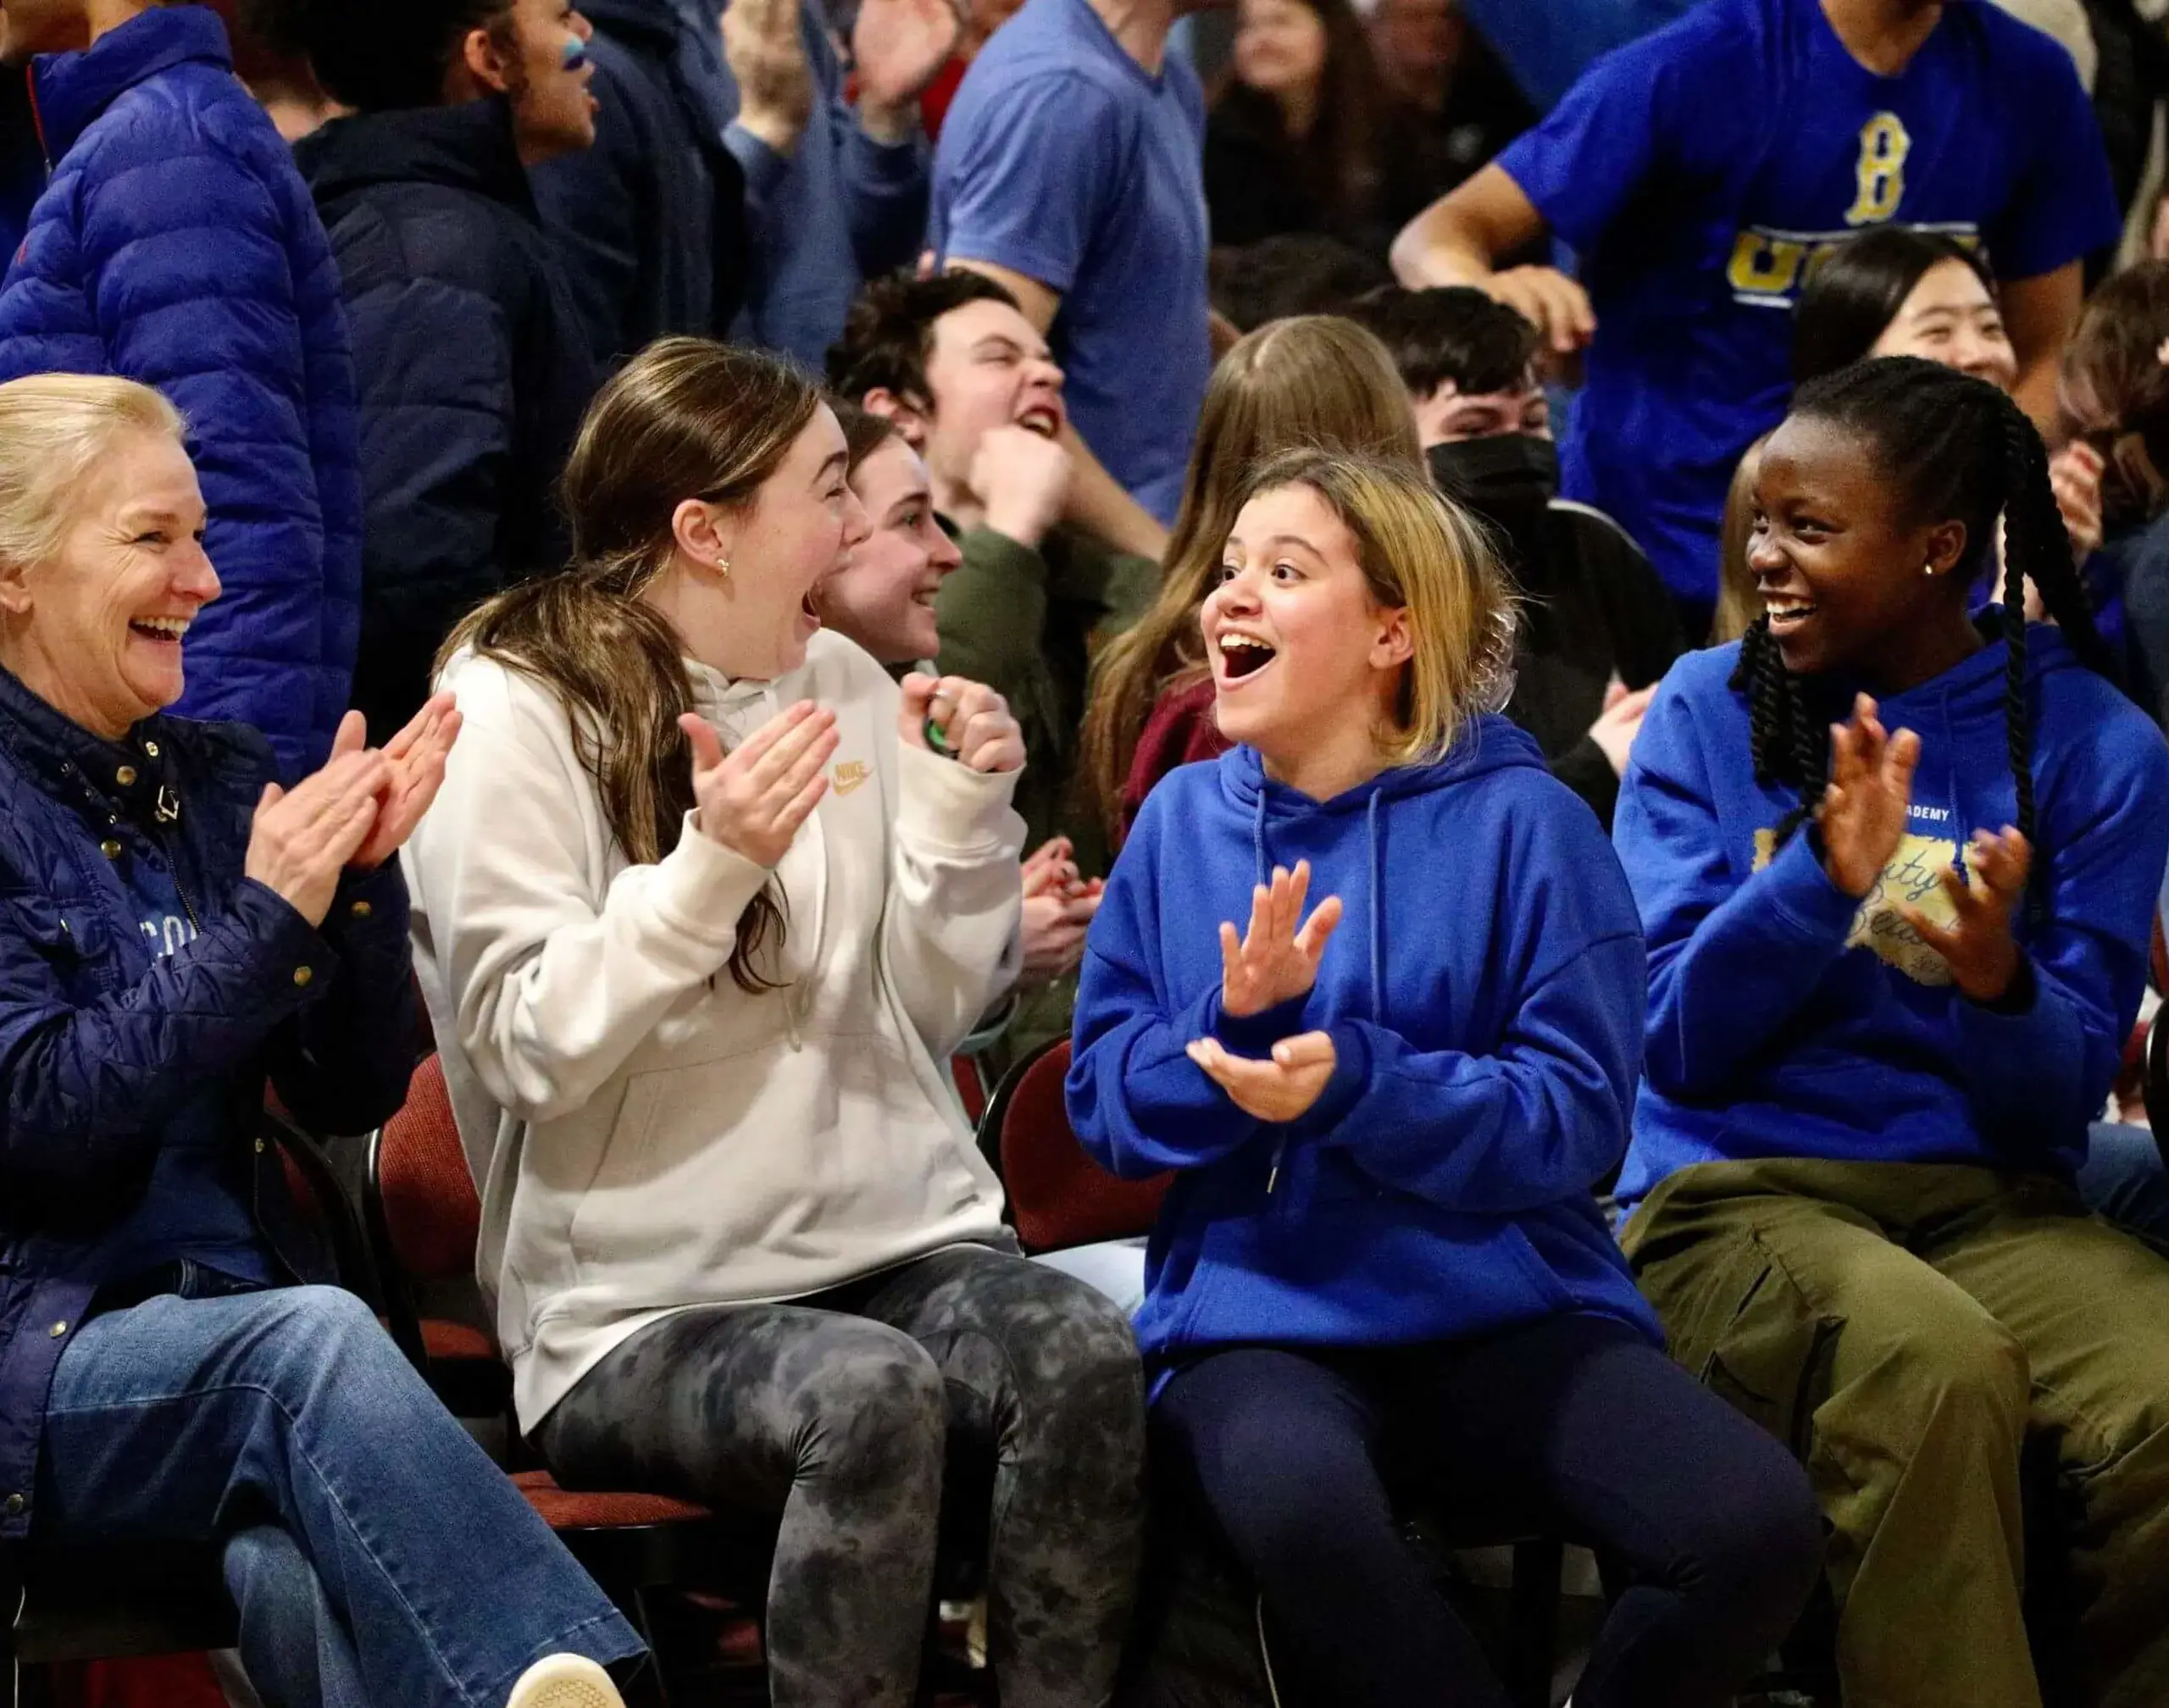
top-left (402, 339), bottom-right (1145, 1708)
top-left (1080, 314), bottom-right (1423, 843)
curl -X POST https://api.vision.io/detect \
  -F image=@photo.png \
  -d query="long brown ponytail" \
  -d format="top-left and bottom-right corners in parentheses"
top-left (440, 338), bottom-right (820, 993)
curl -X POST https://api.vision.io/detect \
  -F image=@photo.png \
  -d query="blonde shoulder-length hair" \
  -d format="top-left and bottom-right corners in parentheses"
top-left (1080, 314), bottom-right (1423, 836)
top-left (1239, 446), bottom-right (1517, 768)
top-left (0, 374), bottom-right (186, 574)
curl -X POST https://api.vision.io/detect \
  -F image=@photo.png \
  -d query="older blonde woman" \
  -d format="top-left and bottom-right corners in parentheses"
top-left (0, 375), bottom-right (640, 1708)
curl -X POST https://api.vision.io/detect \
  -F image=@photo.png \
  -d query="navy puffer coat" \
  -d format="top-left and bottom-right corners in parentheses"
top-left (0, 6), bottom-right (363, 781)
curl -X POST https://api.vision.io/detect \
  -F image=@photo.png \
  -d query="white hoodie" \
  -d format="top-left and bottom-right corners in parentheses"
top-left (402, 632), bottom-right (1027, 1430)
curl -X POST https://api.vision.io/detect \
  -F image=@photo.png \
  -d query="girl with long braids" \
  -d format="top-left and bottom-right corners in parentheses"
top-left (1615, 356), bottom-right (2169, 1708)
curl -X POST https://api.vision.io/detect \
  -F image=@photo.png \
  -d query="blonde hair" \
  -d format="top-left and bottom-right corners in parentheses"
top-left (1709, 433), bottom-right (1770, 646)
top-left (0, 374), bottom-right (186, 572)
top-left (1081, 315), bottom-right (1423, 835)
top-left (1238, 448), bottom-right (1515, 766)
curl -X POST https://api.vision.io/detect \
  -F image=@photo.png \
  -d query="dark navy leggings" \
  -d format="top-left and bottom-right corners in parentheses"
top-left (1155, 1313), bottom-right (1824, 1708)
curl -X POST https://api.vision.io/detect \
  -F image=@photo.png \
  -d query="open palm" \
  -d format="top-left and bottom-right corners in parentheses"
top-left (1220, 861), bottom-right (1343, 1019)
top-left (852, 0), bottom-right (961, 108)
top-left (1819, 693), bottom-right (1921, 900)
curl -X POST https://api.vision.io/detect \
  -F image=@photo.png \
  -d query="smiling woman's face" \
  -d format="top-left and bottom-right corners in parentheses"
top-left (817, 436), bottom-right (961, 664)
top-left (0, 428), bottom-right (219, 738)
top-left (1203, 481), bottom-right (1406, 763)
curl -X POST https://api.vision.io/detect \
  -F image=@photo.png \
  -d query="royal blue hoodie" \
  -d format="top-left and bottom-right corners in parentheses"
top-left (1613, 624), bottom-right (2169, 1207)
top-left (1068, 718), bottom-right (1662, 1376)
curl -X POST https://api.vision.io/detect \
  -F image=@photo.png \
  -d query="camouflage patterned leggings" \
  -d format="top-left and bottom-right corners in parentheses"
top-left (533, 1244), bottom-right (1146, 1707)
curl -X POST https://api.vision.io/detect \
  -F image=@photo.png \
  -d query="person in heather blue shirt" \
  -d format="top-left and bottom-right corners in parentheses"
top-left (929, 0), bottom-right (1216, 548)
top-left (1614, 360), bottom-right (2169, 1706)
top-left (1390, 0), bottom-right (2121, 626)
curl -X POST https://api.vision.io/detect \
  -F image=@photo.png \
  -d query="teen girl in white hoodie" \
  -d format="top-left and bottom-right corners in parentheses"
top-left (402, 340), bottom-right (1145, 1708)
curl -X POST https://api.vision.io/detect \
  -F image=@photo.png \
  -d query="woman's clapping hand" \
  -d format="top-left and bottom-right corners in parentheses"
top-left (348, 694), bottom-right (461, 872)
top-left (901, 674), bottom-right (1023, 774)
top-left (1218, 860), bottom-right (1342, 1020)
top-left (681, 700), bottom-right (838, 868)
top-left (1186, 1031), bottom-right (1338, 1123)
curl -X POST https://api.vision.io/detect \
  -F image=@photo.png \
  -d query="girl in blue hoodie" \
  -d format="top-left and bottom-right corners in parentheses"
top-left (1069, 447), bottom-right (1822, 1707)
top-left (1614, 356), bottom-right (2169, 1708)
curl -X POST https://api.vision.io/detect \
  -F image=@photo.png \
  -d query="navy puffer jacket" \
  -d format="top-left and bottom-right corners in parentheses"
top-left (297, 98), bottom-right (598, 743)
top-left (0, 663), bottom-right (418, 1567)
top-left (0, 6), bottom-right (363, 781)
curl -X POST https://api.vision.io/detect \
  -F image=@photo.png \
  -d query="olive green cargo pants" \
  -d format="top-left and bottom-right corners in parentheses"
top-left (1620, 1159), bottom-right (2169, 1708)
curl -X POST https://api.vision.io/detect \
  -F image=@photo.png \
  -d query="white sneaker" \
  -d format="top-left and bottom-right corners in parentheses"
top-left (503, 1654), bottom-right (627, 1708)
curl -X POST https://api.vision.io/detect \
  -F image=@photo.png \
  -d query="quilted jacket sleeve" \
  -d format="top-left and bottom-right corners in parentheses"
top-left (0, 879), bottom-right (330, 1193)
top-left (269, 860), bottom-right (422, 1140)
top-left (78, 107), bottom-right (341, 780)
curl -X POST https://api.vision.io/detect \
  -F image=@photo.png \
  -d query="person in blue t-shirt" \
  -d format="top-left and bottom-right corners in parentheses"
top-left (1614, 357), bottom-right (2169, 1705)
top-left (1069, 446), bottom-right (1822, 1707)
top-left (929, 0), bottom-right (1220, 553)
top-left (1390, 0), bottom-right (2122, 625)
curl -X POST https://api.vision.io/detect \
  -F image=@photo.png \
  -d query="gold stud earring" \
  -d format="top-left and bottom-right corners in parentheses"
top-left (718, 557), bottom-right (731, 580)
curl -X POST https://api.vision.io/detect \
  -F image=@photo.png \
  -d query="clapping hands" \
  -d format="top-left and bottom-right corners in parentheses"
top-left (1020, 836), bottom-right (1101, 985)
top-left (244, 695), bottom-right (461, 928)
top-left (1218, 860), bottom-right (1341, 1018)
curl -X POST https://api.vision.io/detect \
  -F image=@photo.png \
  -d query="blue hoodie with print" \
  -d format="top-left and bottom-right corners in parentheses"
top-left (1612, 624), bottom-right (2169, 1208)
top-left (1068, 718), bottom-right (1662, 1375)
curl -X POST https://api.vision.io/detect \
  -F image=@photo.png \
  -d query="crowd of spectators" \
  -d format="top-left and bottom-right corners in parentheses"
top-left (6, 0), bottom-right (2169, 1704)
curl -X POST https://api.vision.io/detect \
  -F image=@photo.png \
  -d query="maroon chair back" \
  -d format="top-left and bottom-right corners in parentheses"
top-left (986, 1039), bottom-right (1171, 1255)
top-left (376, 1054), bottom-right (481, 1285)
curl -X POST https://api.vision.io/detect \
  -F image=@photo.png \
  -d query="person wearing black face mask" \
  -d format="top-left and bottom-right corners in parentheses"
top-left (1351, 286), bottom-right (1684, 826)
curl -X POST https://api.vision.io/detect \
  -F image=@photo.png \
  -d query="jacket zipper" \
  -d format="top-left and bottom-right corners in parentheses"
top-left (151, 789), bottom-right (199, 934)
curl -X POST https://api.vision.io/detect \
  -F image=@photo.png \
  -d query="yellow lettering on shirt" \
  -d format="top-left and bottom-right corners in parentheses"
top-left (1844, 113), bottom-right (1911, 227)
top-left (1754, 828), bottom-right (1967, 986)
top-left (1726, 231), bottom-right (1807, 297)
top-left (832, 759), bottom-right (870, 796)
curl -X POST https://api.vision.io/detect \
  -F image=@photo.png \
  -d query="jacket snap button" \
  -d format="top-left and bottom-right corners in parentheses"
top-left (292, 966), bottom-right (313, 987)
top-left (253, 1136), bottom-right (266, 1154)
top-left (115, 765), bottom-right (136, 786)
top-left (48, 1321), bottom-right (66, 1339)
top-left (142, 740), bottom-right (159, 757)
top-left (349, 899), bottom-right (372, 919)
top-left (99, 839), bottom-right (121, 860)
top-left (3, 1494), bottom-right (22, 1517)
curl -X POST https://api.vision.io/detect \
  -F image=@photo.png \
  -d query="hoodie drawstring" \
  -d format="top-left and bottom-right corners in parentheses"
top-left (1253, 784), bottom-right (1386, 1195)
top-left (1251, 786), bottom-right (1290, 1193)
top-left (1367, 790), bottom-right (1385, 1023)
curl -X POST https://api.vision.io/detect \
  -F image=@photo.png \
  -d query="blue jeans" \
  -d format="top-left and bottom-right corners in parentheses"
top-left (34, 1284), bottom-right (643, 1708)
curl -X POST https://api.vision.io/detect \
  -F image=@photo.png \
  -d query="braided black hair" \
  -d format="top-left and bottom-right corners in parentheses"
top-left (1734, 356), bottom-right (2112, 907)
